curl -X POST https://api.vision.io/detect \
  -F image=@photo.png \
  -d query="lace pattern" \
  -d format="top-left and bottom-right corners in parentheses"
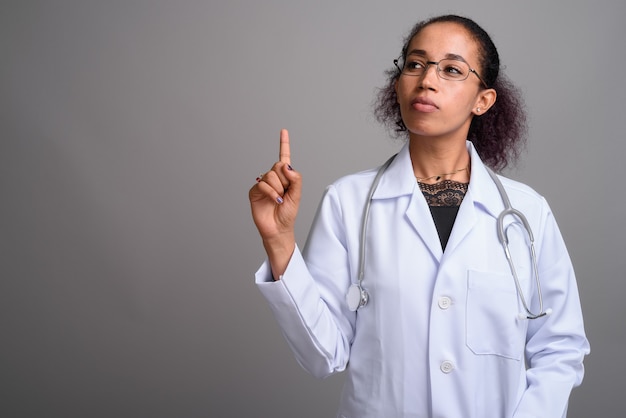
top-left (418, 180), bottom-right (468, 207)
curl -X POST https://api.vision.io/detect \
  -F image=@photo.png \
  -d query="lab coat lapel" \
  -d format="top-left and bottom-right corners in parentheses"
top-left (444, 142), bottom-right (504, 255)
top-left (370, 141), bottom-right (505, 261)
top-left (443, 190), bottom-right (477, 255)
top-left (406, 192), bottom-right (444, 260)
top-left (372, 143), bottom-right (444, 261)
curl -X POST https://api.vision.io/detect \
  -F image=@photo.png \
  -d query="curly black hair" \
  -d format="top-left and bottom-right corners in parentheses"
top-left (373, 15), bottom-right (527, 171)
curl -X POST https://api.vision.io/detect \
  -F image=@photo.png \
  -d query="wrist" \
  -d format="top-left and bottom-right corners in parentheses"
top-left (262, 234), bottom-right (296, 280)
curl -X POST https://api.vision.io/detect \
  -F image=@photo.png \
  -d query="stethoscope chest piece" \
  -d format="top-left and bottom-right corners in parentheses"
top-left (347, 283), bottom-right (369, 311)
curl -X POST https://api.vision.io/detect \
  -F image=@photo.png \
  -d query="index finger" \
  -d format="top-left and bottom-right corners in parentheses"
top-left (279, 128), bottom-right (290, 165)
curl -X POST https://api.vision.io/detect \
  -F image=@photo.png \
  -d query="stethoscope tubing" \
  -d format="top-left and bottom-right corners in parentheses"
top-left (350, 156), bottom-right (550, 320)
top-left (485, 167), bottom-right (548, 320)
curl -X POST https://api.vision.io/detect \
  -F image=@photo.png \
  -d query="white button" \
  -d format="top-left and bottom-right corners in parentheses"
top-left (438, 296), bottom-right (452, 309)
top-left (440, 360), bottom-right (454, 374)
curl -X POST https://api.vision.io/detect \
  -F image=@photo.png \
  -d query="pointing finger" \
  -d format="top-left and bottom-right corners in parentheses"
top-left (279, 129), bottom-right (291, 165)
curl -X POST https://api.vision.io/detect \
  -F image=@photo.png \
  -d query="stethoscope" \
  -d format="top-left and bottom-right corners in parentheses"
top-left (346, 154), bottom-right (552, 320)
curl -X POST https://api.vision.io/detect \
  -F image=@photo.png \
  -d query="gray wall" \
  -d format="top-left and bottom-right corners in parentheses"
top-left (1, 1), bottom-right (624, 417)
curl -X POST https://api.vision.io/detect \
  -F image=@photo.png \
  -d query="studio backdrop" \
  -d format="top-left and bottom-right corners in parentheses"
top-left (1, 1), bottom-right (624, 417)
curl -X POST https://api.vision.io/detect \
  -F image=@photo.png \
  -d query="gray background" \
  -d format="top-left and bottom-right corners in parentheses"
top-left (1, 1), bottom-right (624, 417)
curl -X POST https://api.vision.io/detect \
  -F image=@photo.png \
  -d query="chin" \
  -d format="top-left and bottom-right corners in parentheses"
top-left (406, 124), bottom-right (436, 138)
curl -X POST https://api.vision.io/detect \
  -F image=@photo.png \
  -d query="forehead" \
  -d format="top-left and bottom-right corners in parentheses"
top-left (407, 22), bottom-right (480, 63)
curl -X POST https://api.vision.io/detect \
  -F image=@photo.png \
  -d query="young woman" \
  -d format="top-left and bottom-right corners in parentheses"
top-left (249, 15), bottom-right (589, 418)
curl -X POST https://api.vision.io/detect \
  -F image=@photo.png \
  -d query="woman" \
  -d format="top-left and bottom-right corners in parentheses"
top-left (249, 15), bottom-right (589, 418)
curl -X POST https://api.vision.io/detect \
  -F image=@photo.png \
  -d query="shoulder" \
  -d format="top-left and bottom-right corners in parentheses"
top-left (315, 166), bottom-right (383, 217)
top-left (494, 174), bottom-right (553, 225)
top-left (327, 151), bottom-right (406, 201)
top-left (497, 175), bottom-right (546, 204)
top-left (330, 167), bottom-right (379, 192)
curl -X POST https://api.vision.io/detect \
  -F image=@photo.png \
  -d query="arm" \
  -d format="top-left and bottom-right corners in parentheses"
top-left (249, 130), bottom-right (355, 378)
top-left (513, 204), bottom-right (590, 417)
top-left (255, 185), bottom-right (356, 378)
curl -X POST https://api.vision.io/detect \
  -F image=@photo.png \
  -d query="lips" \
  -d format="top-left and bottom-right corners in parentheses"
top-left (411, 96), bottom-right (439, 113)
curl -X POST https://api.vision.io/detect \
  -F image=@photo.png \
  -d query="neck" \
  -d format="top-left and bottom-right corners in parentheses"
top-left (409, 137), bottom-right (471, 184)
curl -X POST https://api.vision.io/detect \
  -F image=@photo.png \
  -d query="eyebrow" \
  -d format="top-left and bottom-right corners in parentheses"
top-left (407, 49), bottom-right (469, 63)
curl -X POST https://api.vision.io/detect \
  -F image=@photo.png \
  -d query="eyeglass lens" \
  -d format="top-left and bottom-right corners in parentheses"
top-left (398, 58), bottom-right (470, 81)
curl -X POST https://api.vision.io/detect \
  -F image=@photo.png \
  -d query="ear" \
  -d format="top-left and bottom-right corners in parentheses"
top-left (473, 88), bottom-right (497, 116)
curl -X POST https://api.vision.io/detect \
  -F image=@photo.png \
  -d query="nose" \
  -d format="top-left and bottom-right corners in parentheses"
top-left (419, 61), bottom-right (439, 89)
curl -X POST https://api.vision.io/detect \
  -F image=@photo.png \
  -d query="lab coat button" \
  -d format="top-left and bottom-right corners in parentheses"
top-left (440, 360), bottom-right (454, 374)
top-left (438, 296), bottom-right (452, 309)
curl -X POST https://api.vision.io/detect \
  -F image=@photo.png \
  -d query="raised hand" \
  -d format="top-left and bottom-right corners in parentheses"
top-left (249, 129), bottom-right (302, 278)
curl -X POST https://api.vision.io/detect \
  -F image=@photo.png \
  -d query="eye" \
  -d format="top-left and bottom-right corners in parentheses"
top-left (442, 64), bottom-right (462, 74)
top-left (440, 60), bottom-right (468, 78)
top-left (405, 60), bottom-right (426, 72)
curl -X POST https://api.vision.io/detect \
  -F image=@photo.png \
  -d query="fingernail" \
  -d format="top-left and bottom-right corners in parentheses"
top-left (276, 196), bottom-right (284, 204)
top-left (288, 164), bottom-right (293, 171)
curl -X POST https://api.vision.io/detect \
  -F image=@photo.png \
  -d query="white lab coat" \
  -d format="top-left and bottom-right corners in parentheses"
top-left (255, 141), bottom-right (589, 418)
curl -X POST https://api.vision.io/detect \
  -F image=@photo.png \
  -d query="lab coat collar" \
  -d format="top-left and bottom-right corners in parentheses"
top-left (372, 140), bottom-right (505, 220)
top-left (466, 142), bottom-right (506, 219)
top-left (370, 142), bottom-right (416, 200)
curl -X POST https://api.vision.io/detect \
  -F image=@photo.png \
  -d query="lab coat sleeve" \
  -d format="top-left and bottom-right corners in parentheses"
top-left (255, 185), bottom-right (356, 379)
top-left (513, 200), bottom-right (590, 418)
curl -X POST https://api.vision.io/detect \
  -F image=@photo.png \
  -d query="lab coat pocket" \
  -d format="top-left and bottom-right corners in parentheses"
top-left (466, 270), bottom-right (525, 360)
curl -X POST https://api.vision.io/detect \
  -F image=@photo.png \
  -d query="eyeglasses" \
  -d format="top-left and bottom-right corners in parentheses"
top-left (394, 56), bottom-right (488, 88)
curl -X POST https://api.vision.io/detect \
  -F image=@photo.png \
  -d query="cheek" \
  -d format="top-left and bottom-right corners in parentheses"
top-left (450, 91), bottom-right (478, 113)
top-left (395, 78), bottom-right (413, 104)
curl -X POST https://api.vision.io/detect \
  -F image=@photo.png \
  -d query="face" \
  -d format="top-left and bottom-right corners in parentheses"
top-left (395, 22), bottom-right (495, 142)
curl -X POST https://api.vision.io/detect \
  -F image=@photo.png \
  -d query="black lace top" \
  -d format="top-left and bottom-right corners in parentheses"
top-left (418, 180), bottom-right (469, 250)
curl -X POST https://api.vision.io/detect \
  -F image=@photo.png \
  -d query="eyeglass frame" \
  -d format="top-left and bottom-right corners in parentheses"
top-left (393, 56), bottom-right (488, 89)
